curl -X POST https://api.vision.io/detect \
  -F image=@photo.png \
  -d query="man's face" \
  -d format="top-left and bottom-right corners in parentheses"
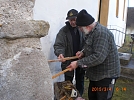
top-left (79, 25), bottom-right (93, 35)
top-left (79, 26), bottom-right (90, 35)
top-left (68, 18), bottom-right (77, 27)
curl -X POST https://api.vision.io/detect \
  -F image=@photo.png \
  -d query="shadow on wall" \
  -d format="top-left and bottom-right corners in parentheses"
top-left (126, 25), bottom-right (134, 34)
top-left (40, 35), bottom-right (64, 83)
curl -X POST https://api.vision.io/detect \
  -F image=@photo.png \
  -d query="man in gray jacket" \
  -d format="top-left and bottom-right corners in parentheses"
top-left (67, 9), bottom-right (120, 100)
top-left (53, 9), bottom-right (85, 96)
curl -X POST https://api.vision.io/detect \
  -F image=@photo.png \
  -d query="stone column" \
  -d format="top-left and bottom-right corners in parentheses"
top-left (0, 0), bottom-right (54, 100)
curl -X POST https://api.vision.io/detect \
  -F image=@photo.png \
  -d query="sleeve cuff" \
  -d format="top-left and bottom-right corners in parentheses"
top-left (77, 60), bottom-right (88, 68)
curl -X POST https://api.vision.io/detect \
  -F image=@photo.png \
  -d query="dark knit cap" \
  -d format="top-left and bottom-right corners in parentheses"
top-left (76, 9), bottom-right (95, 26)
top-left (66, 9), bottom-right (78, 20)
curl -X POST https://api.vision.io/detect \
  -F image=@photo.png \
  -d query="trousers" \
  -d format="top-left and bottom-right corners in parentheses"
top-left (88, 78), bottom-right (117, 100)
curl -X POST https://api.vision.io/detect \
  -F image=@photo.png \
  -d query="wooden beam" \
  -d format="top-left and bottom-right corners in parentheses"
top-left (48, 56), bottom-right (78, 62)
top-left (60, 96), bottom-right (66, 100)
top-left (52, 68), bottom-right (71, 79)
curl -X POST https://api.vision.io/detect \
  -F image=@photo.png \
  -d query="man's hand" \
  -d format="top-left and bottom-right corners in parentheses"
top-left (67, 61), bottom-right (78, 71)
top-left (58, 54), bottom-right (66, 62)
top-left (76, 51), bottom-right (84, 59)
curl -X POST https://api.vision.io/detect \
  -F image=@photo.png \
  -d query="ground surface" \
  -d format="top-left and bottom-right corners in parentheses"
top-left (83, 77), bottom-right (134, 100)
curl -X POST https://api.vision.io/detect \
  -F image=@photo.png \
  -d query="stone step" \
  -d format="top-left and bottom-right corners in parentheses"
top-left (118, 52), bottom-right (132, 65)
top-left (121, 66), bottom-right (134, 80)
top-left (120, 75), bottom-right (134, 80)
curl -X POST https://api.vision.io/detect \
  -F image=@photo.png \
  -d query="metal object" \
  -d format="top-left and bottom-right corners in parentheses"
top-left (71, 89), bottom-right (77, 97)
top-left (80, 48), bottom-right (84, 52)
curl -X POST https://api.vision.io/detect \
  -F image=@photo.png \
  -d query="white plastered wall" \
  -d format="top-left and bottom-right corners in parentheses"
top-left (107, 0), bottom-right (128, 47)
top-left (33, 0), bottom-right (128, 82)
top-left (33, 0), bottom-right (100, 82)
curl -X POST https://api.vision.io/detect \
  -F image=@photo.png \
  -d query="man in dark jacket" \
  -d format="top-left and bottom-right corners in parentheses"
top-left (67, 9), bottom-right (120, 100)
top-left (53, 9), bottom-right (85, 96)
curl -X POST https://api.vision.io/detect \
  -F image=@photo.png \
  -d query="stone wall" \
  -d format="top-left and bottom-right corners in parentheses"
top-left (0, 0), bottom-right (54, 100)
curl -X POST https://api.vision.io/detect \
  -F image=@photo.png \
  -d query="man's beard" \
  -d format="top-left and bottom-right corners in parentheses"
top-left (82, 27), bottom-right (89, 35)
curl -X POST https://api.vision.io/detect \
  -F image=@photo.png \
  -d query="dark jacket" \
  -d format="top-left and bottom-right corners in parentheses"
top-left (54, 22), bottom-right (85, 76)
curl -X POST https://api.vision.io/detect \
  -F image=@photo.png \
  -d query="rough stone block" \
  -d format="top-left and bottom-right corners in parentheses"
top-left (118, 52), bottom-right (132, 65)
top-left (0, 38), bottom-right (41, 60)
top-left (0, 20), bottom-right (49, 39)
top-left (0, 49), bottom-right (54, 100)
top-left (0, 0), bottom-right (35, 23)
